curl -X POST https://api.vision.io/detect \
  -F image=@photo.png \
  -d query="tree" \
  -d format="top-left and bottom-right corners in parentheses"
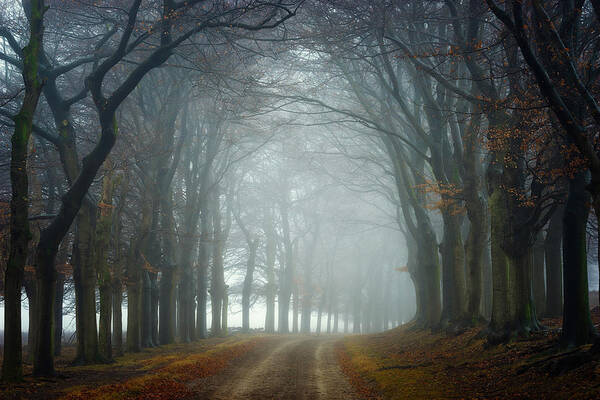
top-left (2, 0), bottom-right (45, 382)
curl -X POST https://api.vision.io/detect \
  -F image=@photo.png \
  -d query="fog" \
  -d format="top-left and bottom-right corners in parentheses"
top-left (1, 1), bottom-right (599, 397)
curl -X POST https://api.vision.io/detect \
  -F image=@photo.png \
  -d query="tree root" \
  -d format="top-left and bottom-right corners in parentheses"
top-left (376, 362), bottom-right (433, 371)
top-left (515, 347), bottom-right (598, 376)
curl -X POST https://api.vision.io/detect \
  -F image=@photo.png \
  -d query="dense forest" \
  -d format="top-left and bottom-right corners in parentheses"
top-left (1, 0), bottom-right (600, 399)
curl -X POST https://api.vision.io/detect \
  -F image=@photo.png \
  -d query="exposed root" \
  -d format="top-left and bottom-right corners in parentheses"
top-left (376, 362), bottom-right (433, 371)
top-left (516, 347), bottom-right (598, 376)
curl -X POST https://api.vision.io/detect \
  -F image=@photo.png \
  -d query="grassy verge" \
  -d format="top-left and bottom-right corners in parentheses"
top-left (63, 337), bottom-right (261, 400)
top-left (0, 335), bottom-right (263, 400)
top-left (337, 316), bottom-right (600, 399)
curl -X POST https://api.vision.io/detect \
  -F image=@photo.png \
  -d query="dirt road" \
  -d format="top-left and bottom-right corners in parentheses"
top-left (189, 336), bottom-right (360, 400)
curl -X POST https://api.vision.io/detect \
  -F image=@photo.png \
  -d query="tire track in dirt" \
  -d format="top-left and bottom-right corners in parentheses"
top-left (315, 338), bottom-right (359, 400)
top-left (192, 335), bottom-right (360, 400)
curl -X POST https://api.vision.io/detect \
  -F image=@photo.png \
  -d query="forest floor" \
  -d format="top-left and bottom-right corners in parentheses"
top-left (339, 310), bottom-right (600, 399)
top-left (1, 313), bottom-right (600, 399)
top-left (0, 335), bottom-right (358, 400)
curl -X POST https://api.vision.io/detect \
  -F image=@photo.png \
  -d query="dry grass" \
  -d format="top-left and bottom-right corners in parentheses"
top-left (337, 314), bottom-right (600, 399)
top-left (0, 335), bottom-right (263, 400)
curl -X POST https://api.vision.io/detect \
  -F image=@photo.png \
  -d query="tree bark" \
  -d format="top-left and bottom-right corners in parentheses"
top-left (242, 239), bottom-right (258, 333)
top-left (532, 232), bottom-right (546, 318)
top-left (196, 199), bottom-right (211, 339)
top-left (159, 192), bottom-right (178, 345)
top-left (210, 190), bottom-right (224, 337)
top-left (221, 285), bottom-right (229, 335)
top-left (72, 203), bottom-right (99, 365)
top-left (440, 212), bottom-right (467, 327)
top-left (545, 206), bottom-right (563, 317)
top-left (96, 170), bottom-right (116, 361)
top-left (562, 174), bottom-right (597, 347)
top-left (112, 282), bottom-right (123, 356)
top-left (292, 281), bottom-right (299, 333)
top-left (263, 210), bottom-right (277, 333)
top-left (2, 0), bottom-right (45, 381)
top-left (488, 188), bottom-right (511, 339)
top-left (53, 275), bottom-right (64, 357)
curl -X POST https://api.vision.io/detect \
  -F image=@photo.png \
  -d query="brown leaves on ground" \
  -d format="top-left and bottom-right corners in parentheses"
top-left (338, 312), bottom-right (600, 399)
top-left (63, 338), bottom-right (261, 400)
top-left (0, 336), bottom-right (262, 400)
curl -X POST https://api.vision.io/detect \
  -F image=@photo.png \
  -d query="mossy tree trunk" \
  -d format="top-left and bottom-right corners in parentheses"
top-left (2, 0), bottom-right (45, 382)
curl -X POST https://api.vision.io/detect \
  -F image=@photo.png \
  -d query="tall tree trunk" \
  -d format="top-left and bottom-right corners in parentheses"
top-left (2, 0), bottom-right (45, 381)
top-left (300, 272), bottom-right (313, 334)
top-left (292, 281), bottom-right (299, 333)
top-left (344, 301), bottom-right (349, 333)
top-left (150, 276), bottom-right (159, 346)
top-left (210, 190), bottom-right (224, 337)
top-left (53, 275), bottom-right (64, 357)
top-left (278, 198), bottom-right (294, 334)
top-left (326, 289), bottom-right (332, 334)
top-left (24, 279), bottom-right (37, 363)
top-left (488, 188), bottom-right (511, 340)
top-left (278, 276), bottom-right (291, 333)
top-left (221, 285), bottom-right (228, 335)
top-left (562, 174), bottom-right (596, 347)
top-left (532, 232), bottom-right (546, 318)
top-left (142, 196), bottom-right (160, 348)
top-left (242, 240), bottom-right (258, 333)
top-left (128, 197), bottom-right (152, 353)
top-left (507, 249), bottom-right (540, 334)
top-left (416, 233), bottom-right (442, 329)
top-left (316, 292), bottom-right (325, 335)
top-left (464, 194), bottom-right (487, 325)
top-left (96, 170), bottom-right (116, 361)
top-left (263, 210), bottom-right (276, 333)
top-left (159, 190), bottom-right (178, 344)
top-left (72, 203), bottom-right (99, 364)
top-left (383, 267), bottom-right (392, 331)
top-left (33, 247), bottom-right (56, 375)
top-left (112, 282), bottom-right (123, 356)
top-left (178, 249), bottom-right (195, 342)
top-left (160, 269), bottom-right (177, 343)
top-left (196, 199), bottom-right (211, 339)
top-left (440, 212), bottom-right (467, 327)
top-left (141, 271), bottom-right (153, 347)
top-left (333, 298), bottom-right (339, 334)
top-left (461, 111), bottom-right (488, 325)
top-left (126, 276), bottom-right (142, 352)
top-left (545, 206), bottom-right (563, 317)
top-left (352, 270), bottom-right (361, 334)
top-left (52, 235), bottom-right (68, 358)
top-left (482, 239), bottom-right (493, 320)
